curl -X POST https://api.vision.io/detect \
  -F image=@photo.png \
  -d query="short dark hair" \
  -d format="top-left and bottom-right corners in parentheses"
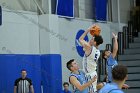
top-left (63, 82), bottom-right (69, 86)
top-left (21, 69), bottom-right (26, 72)
top-left (66, 59), bottom-right (74, 71)
top-left (94, 35), bottom-right (103, 46)
top-left (112, 65), bottom-right (127, 81)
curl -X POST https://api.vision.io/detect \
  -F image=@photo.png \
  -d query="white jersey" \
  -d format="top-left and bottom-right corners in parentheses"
top-left (83, 46), bottom-right (100, 73)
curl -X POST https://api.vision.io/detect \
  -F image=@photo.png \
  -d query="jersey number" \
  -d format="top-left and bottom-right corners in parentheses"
top-left (94, 54), bottom-right (98, 62)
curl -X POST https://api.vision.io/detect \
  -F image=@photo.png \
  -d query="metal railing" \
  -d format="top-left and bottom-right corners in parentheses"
top-left (118, 32), bottom-right (124, 55)
top-left (123, 26), bottom-right (129, 49)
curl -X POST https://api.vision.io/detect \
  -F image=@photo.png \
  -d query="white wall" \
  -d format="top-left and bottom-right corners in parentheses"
top-left (0, 0), bottom-right (37, 12)
top-left (0, 9), bottom-right (39, 54)
top-left (39, 14), bottom-right (60, 54)
top-left (119, 0), bottom-right (131, 23)
top-left (112, 0), bottom-right (118, 22)
top-left (78, 0), bottom-right (94, 19)
top-left (111, 0), bottom-right (131, 23)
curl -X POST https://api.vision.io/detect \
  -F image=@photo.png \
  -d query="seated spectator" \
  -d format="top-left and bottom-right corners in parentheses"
top-left (62, 82), bottom-right (71, 93)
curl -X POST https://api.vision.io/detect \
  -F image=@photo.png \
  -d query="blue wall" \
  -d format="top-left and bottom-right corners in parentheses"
top-left (0, 54), bottom-right (62, 93)
top-left (41, 54), bottom-right (62, 93)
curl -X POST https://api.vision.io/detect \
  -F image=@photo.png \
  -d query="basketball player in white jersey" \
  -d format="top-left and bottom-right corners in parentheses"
top-left (79, 26), bottom-right (103, 93)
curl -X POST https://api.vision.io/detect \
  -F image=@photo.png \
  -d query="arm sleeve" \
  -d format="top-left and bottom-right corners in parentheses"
top-left (14, 79), bottom-right (18, 86)
top-left (29, 79), bottom-right (33, 85)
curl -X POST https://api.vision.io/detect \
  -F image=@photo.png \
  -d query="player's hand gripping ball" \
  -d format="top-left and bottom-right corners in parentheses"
top-left (89, 25), bottom-right (101, 36)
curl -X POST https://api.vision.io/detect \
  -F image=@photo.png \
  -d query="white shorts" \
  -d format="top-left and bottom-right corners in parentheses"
top-left (85, 71), bottom-right (97, 93)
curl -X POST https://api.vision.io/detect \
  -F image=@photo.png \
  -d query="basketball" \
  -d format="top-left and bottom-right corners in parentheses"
top-left (89, 25), bottom-right (101, 36)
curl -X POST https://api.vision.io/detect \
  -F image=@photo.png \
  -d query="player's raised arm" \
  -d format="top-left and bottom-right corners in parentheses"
top-left (79, 29), bottom-right (91, 50)
top-left (112, 32), bottom-right (118, 58)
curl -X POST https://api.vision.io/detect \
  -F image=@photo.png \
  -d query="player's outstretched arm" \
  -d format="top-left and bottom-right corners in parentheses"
top-left (112, 32), bottom-right (118, 58)
top-left (79, 29), bottom-right (90, 49)
top-left (70, 75), bottom-right (97, 91)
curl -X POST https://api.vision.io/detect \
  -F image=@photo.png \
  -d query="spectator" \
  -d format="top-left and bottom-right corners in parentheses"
top-left (62, 82), bottom-right (71, 93)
